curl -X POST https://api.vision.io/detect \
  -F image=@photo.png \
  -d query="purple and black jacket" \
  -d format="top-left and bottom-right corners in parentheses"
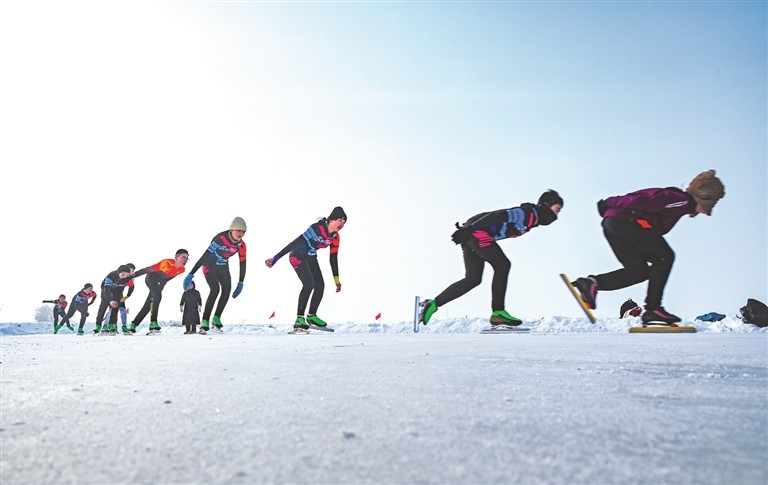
top-left (600, 187), bottom-right (696, 235)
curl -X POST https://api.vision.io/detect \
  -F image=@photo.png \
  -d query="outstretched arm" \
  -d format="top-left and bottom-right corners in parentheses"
top-left (265, 235), bottom-right (303, 268)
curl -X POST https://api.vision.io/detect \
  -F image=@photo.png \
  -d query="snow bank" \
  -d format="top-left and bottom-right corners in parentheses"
top-left (3, 315), bottom-right (764, 336)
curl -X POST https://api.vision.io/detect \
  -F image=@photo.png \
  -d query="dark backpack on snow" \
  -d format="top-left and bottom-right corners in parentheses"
top-left (740, 298), bottom-right (768, 327)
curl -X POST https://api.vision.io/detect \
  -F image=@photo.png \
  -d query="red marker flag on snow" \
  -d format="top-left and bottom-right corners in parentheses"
top-left (375, 313), bottom-right (381, 321)
top-left (269, 311), bottom-right (275, 319)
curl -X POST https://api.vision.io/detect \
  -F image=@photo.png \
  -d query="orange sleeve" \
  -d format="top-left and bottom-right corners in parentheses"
top-left (238, 240), bottom-right (247, 263)
top-left (330, 233), bottom-right (340, 254)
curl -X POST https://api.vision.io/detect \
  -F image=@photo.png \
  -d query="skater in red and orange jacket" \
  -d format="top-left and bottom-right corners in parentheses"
top-left (127, 250), bottom-right (189, 334)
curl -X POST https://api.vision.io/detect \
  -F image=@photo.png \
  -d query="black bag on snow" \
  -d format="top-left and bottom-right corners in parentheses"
top-left (739, 298), bottom-right (768, 327)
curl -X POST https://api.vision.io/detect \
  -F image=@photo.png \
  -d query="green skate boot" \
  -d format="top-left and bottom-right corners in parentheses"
top-left (293, 316), bottom-right (310, 331)
top-left (148, 322), bottom-right (161, 334)
top-left (306, 314), bottom-right (328, 329)
top-left (211, 316), bottom-right (223, 333)
top-left (199, 319), bottom-right (210, 334)
top-left (490, 310), bottom-right (523, 327)
top-left (93, 324), bottom-right (102, 334)
top-left (121, 325), bottom-right (129, 334)
top-left (419, 299), bottom-right (438, 325)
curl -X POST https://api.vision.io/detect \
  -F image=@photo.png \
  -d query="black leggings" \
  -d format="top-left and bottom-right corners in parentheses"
top-left (595, 217), bottom-right (675, 309)
top-left (434, 240), bottom-right (511, 312)
top-left (133, 274), bottom-right (167, 324)
top-left (203, 264), bottom-right (232, 321)
top-left (53, 307), bottom-right (66, 325)
top-left (60, 303), bottom-right (88, 327)
top-left (291, 251), bottom-right (325, 316)
top-left (94, 298), bottom-right (119, 327)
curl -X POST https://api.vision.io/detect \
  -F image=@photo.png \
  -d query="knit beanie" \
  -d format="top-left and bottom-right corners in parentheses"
top-left (328, 206), bottom-right (347, 222)
top-left (686, 170), bottom-right (725, 215)
top-left (230, 216), bottom-right (247, 232)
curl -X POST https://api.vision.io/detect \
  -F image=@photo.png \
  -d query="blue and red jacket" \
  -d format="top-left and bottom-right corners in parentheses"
top-left (600, 187), bottom-right (695, 235)
top-left (72, 289), bottom-right (97, 306)
top-left (189, 230), bottom-right (247, 283)
top-left (464, 203), bottom-right (544, 248)
top-left (101, 270), bottom-right (132, 305)
top-left (271, 218), bottom-right (341, 277)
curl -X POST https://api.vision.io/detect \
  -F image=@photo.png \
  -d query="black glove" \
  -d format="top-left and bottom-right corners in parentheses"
top-left (597, 199), bottom-right (608, 217)
top-left (451, 223), bottom-right (473, 245)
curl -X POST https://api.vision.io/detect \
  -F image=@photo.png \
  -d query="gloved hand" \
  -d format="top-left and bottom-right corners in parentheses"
top-left (451, 223), bottom-right (473, 245)
top-left (232, 281), bottom-right (243, 298)
top-left (597, 199), bottom-right (608, 217)
top-left (183, 273), bottom-right (194, 290)
top-left (180, 305), bottom-right (184, 313)
top-left (334, 276), bottom-right (341, 293)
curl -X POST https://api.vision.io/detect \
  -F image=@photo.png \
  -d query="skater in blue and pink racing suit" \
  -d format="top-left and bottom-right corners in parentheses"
top-left (265, 206), bottom-right (347, 331)
top-left (420, 190), bottom-right (564, 327)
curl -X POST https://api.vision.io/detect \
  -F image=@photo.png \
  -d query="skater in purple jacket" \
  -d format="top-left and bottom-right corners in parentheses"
top-left (571, 170), bottom-right (725, 325)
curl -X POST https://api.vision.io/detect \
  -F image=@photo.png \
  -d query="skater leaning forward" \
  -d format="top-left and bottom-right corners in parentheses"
top-left (570, 170), bottom-right (725, 326)
top-left (184, 217), bottom-right (247, 334)
top-left (128, 250), bottom-right (189, 334)
top-left (93, 265), bottom-right (134, 335)
top-left (104, 263), bottom-right (136, 334)
top-left (265, 206), bottom-right (347, 332)
top-left (54, 284), bottom-right (97, 334)
top-left (420, 191), bottom-right (563, 327)
top-left (42, 294), bottom-right (68, 333)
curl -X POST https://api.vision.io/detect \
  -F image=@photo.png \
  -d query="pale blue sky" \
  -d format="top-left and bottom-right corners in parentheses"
top-left (0, 1), bottom-right (765, 324)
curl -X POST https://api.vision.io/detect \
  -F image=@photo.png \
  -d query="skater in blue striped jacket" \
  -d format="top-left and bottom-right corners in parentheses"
top-left (265, 206), bottom-right (347, 332)
top-left (420, 191), bottom-right (563, 328)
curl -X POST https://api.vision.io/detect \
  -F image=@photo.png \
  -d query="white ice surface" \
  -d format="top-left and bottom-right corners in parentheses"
top-left (1, 318), bottom-right (766, 484)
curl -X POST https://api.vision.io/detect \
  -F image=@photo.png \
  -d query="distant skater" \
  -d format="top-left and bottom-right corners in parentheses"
top-left (420, 191), bottom-right (564, 327)
top-left (56, 284), bottom-right (97, 335)
top-left (128, 250), bottom-right (189, 334)
top-left (265, 206), bottom-right (347, 332)
top-left (184, 217), bottom-right (247, 334)
top-left (180, 281), bottom-right (202, 334)
top-left (42, 294), bottom-right (69, 333)
top-left (570, 170), bottom-right (725, 326)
